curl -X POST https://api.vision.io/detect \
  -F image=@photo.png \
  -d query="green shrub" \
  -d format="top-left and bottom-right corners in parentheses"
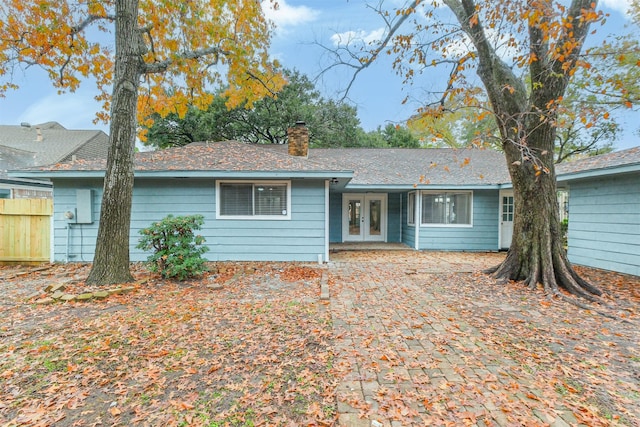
top-left (137, 214), bottom-right (209, 280)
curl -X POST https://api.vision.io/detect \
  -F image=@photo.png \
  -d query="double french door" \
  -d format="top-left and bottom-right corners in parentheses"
top-left (342, 194), bottom-right (387, 242)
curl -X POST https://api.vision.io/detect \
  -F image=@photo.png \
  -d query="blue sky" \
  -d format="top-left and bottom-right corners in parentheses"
top-left (0, 0), bottom-right (637, 149)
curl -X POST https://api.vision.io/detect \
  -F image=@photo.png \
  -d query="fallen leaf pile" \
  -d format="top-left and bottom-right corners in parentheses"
top-left (1, 253), bottom-right (638, 427)
top-left (0, 262), bottom-right (335, 426)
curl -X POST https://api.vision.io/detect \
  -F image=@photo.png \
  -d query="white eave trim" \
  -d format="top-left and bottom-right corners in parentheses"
top-left (343, 183), bottom-right (503, 191)
top-left (9, 169), bottom-right (354, 180)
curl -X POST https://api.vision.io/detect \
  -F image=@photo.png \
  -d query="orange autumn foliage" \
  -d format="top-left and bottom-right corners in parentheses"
top-left (0, 0), bottom-right (285, 137)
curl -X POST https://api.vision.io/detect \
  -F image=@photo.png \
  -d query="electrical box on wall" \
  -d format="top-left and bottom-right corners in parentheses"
top-left (76, 189), bottom-right (93, 224)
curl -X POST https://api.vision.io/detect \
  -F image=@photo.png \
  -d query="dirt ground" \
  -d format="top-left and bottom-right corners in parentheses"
top-left (0, 254), bottom-right (638, 426)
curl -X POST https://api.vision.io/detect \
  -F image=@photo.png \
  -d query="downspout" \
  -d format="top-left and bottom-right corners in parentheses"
top-left (324, 180), bottom-right (330, 263)
top-left (50, 214), bottom-right (54, 263)
top-left (399, 194), bottom-right (402, 242)
top-left (65, 224), bottom-right (70, 263)
top-left (64, 210), bottom-right (75, 263)
top-left (414, 191), bottom-right (420, 250)
top-left (497, 190), bottom-right (502, 249)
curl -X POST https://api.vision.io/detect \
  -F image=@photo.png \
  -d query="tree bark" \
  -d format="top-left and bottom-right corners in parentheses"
top-left (444, 0), bottom-right (603, 300)
top-left (491, 121), bottom-right (603, 300)
top-left (86, 0), bottom-right (141, 285)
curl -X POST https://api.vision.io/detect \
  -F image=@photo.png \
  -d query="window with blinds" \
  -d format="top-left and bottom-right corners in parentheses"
top-left (421, 191), bottom-right (472, 226)
top-left (217, 181), bottom-right (290, 219)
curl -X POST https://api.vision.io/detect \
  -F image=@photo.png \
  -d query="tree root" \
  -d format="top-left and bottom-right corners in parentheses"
top-left (483, 264), bottom-right (499, 275)
top-left (488, 268), bottom-right (634, 322)
top-left (554, 292), bottom-right (635, 324)
top-left (483, 248), bottom-right (637, 322)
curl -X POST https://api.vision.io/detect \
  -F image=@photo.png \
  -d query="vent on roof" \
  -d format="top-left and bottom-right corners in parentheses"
top-left (35, 127), bottom-right (43, 142)
top-left (20, 122), bottom-right (31, 128)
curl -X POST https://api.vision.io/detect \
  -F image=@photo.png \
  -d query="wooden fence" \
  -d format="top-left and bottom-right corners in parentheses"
top-left (0, 199), bottom-right (53, 264)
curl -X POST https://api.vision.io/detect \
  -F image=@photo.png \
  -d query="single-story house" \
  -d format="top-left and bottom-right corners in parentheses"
top-left (10, 123), bottom-right (639, 276)
top-left (0, 121), bottom-right (109, 198)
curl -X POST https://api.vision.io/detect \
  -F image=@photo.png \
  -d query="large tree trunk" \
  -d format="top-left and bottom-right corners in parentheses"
top-left (489, 122), bottom-right (603, 301)
top-left (443, 0), bottom-right (603, 301)
top-left (86, 0), bottom-right (141, 285)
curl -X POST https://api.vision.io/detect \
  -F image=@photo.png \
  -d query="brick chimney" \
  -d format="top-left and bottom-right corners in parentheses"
top-left (287, 121), bottom-right (309, 158)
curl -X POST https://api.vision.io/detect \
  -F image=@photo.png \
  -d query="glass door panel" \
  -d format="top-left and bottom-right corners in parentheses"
top-left (343, 194), bottom-right (386, 242)
top-left (500, 192), bottom-right (514, 249)
top-left (348, 199), bottom-right (362, 237)
top-left (368, 199), bottom-right (381, 236)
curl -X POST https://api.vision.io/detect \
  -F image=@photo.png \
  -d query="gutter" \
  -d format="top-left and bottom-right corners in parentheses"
top-left (8, 169), bottom-right (355, 180)
top-left (556, 163), bottom-right (640, 182)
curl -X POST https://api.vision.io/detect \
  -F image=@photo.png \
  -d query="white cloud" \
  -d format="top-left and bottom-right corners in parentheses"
top-left (601, 0), bottom-right (632, 15)
top-left (261, 0), bottom-right (319, 29)
top-left (19, 90), bottom-right (107, 132)
top-left (330, 28), bottom-right (386, 47)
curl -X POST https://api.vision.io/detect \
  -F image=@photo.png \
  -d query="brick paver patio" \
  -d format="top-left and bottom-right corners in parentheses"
top-left (326, 251), bottom-right (635, 426)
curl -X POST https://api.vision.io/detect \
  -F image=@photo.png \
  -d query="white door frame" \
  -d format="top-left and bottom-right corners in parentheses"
top-left (499, 190), bottom-right (514, 249)
top-left (342, 193), bottom-right (387, 242)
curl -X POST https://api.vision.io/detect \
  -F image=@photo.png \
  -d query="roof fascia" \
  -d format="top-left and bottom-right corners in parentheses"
top-left (556, 164), bottom-right (640, 182)
top-left (343, 184), bottom-right (503, 191)
top-left (0, 178), bottom-right (52, 187)
top-left (9, 169), bottom-right (354, 180)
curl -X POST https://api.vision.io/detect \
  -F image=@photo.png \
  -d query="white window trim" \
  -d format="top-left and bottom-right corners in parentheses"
top-left (407, 191), bottom-right (416, 226)
top-left (420, 190), bottom-right (473, 228)
top-left (216, 180), bottom-right (292, 220)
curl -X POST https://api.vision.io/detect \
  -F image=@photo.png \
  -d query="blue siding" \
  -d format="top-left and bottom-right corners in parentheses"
top-left (567, 173), bottom-right (640, 276)
top-left (52, 178), bottom-right (327, 263)
top-left (209, 180), bottom-right (326, 261)
top-left (417, 190), bottom-right (499, 251)
top-left (328, 192), bottom-right (403, 243)
top-left (401, 193), bottom-right (416, 249)
top-left (329, 192), bottom-right (342, 243)
top-left (53, 179), bottom-right (104, 263)
top-left (387, 193), bottom-right (402, 243)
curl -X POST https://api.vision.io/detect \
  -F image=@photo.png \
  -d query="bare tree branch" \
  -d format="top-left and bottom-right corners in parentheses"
top-left (71, 14), bottom-right (115, 34)
top-left (316, 0), bottom-right (421, 101)
top-left (142, 46), bottom-right (229, 74)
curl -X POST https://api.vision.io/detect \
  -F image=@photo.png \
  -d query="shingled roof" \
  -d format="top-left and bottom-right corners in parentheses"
top-left (556, 146), bottom-right (640, 177)
top-left (307, 147), bottom-right (510, 186)
top-left (12, 137), bottom-right (639, 188)
top-left (0, 145), bottom-right (37, 180)
top-left (0, 122), bottom-right (108, 166)
top-left (40, 141), bottom-right (345, 173)
top-left (30, 140), bottom-right (510, 187)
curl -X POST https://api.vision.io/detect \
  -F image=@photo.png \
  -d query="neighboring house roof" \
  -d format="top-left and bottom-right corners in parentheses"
top-left (0, 122), bottom-right (109, 166)
top-left (0, 145), bottom-right (36, 172)
top-left (556, 146), bottom-right (640, 181)
top-left (0, 145), bottom-right (40, 185)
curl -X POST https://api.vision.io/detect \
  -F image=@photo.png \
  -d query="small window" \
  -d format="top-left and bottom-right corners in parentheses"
top-left (421, 192), bottom-right (472, 226)
top-left (502, 196), bottom-right (514, 222)
top-left (407, 191), bottom-right (416, 226)
top-left (217, 181), bottom-right (290, 220)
